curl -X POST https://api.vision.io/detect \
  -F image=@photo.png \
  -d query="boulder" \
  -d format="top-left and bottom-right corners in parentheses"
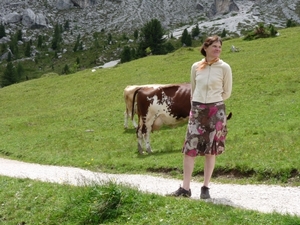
top-left (22, 9), bottom-right (35, 28)
top-left (4, 12), bottom-right (21, 23)
top-left (33, 13), bottom-right (48, 28)
top-left (71, 0), bottom-right (97, 8)
top-left (56, 0), bottom-right (74, 10)
top-left (22, 9), bottom-right (48, 29)
top-left (0, 36), bottom-right (11, 45)
top-left (196, 4), bottom-right (204, 11)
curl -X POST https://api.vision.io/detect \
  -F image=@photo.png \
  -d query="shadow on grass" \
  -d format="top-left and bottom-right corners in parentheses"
top-left (123, 122), bottom-right (187, 133)
top-left (136, 148), bottom-right (181, 158)
top-left (122, 128), bottom-right (136, 134)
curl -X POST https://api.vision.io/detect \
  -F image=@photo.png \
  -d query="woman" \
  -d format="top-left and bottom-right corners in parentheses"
top-left (169, 35), bottom-right (232, 199)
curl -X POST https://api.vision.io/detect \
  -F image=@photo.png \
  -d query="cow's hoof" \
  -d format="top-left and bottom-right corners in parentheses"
top-left (138, 148), bottom-right (144, 155)
top-left (146, 149), bottom-right (153, 154)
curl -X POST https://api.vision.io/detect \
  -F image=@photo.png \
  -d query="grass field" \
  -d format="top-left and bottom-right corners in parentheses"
top-left (0, 27), bottom-right (300, 224)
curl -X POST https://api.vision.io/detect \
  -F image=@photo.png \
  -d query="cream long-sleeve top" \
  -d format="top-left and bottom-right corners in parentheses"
top-left (191, 59), bottom-right (232, 104)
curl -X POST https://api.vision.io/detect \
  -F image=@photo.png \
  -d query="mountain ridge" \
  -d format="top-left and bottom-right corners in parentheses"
top-left (1, 0), bottom-right (300, 40)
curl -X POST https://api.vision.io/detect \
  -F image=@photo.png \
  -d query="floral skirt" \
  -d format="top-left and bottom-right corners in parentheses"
top-left (182, 101), bottom-right (228, 156)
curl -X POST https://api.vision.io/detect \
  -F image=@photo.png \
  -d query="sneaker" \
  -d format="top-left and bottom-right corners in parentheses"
top-left (168, 186), bottom-right (191, 197)
top-left (200, 186), bottom-right (210, 199)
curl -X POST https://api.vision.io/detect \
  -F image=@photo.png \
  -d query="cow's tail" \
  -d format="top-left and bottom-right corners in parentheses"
top-left (131, 88), bottom-right (142, 121)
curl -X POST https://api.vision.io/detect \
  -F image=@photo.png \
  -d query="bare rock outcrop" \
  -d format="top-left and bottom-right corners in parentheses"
top-left (22, 9), bottom-right (48, 29)
top-left (208, 0), bottom-right (239, 17)
top-left (3, 12), bottom-right (22, 24)
top-left (71, 0), bottom-right (97, 8)
top-left (55, 0), bottom-right (97, 10)
top-left (22, 9), bottom-right (36, 27)
top-left (56, 0), bottom-right (74, 10)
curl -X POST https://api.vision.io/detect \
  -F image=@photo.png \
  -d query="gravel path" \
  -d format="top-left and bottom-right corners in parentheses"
top-left (1, 157), bottom-right (299, 217)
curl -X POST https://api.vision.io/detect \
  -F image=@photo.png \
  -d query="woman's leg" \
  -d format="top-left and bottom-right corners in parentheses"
top-left (203, 154), bottom-right (215, 187)
top-left (182, 154), bottom-right (195, 190)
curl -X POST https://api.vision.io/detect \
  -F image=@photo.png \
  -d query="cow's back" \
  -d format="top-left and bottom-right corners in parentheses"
top-left (124, 84), bottom-right (167, 105)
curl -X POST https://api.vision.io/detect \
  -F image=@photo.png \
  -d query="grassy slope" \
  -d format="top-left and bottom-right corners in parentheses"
top-left (0, 27), bottom-right (300, 184)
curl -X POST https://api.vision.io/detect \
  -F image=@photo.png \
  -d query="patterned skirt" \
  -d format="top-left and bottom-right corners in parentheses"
top-left (182, 101), bottom-right (228, 156)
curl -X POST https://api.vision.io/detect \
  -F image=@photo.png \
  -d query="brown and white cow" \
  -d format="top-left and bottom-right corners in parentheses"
top-left (123, 84), bottom-right (167, 129)
top-left (132, 83), bottom-right (191, 154)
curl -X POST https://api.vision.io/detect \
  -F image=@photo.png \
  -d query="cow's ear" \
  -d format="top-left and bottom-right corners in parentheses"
top-left (227, 112), bottom-right (232, 120)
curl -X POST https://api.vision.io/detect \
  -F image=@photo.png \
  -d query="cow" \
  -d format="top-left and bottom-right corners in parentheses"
top-left (132, 83), bottom-right (191, 154)
top-left (123, 84), bottom-right (167, 129)
top-left (132, 84), bottom-right (233, 154)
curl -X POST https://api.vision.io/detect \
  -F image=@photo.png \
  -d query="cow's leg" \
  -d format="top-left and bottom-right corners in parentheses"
top-left (144, 130), bottom-right (152, 153)
top-left (132, 102), bottom-right (138, 129)
top-left (132, 118), bottom-right (138, 129)
top-left (124, 110), bottom-right (129, 129)
top-left (137, 127), bottom-right (144, 154)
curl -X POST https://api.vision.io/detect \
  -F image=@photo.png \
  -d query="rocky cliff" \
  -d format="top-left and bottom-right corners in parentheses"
top-left (1, 0), bottom-right (299, 39)
top-left (0, 0), bottom-right (299, 62)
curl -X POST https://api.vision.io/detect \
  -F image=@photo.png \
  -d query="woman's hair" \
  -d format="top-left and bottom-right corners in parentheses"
top-left (200, 35), bottom-right (222, 56)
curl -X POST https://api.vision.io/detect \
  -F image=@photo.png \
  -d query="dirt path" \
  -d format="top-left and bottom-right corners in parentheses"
top-left (1, 157), bottom-right (299, 217)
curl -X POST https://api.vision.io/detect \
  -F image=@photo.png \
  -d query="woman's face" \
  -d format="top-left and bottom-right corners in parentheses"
top-left (205, 41), bottom-right (222, 59)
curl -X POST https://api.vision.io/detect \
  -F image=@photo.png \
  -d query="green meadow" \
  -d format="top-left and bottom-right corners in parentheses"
top-left (0, 27), bottom-right (300, 224)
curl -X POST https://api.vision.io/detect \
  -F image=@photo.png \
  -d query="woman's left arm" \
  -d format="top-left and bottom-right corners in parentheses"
top-left (222, 65), bottom-right (232, 100)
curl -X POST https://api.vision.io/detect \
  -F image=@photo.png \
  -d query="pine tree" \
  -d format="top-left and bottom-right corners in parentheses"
top-left (73, 34), bottom-right (81, 52)
top-left (7, 51), bottom-right (12, 62)
top-left (25, 42), bottom-right (31, 57)
top-left (191, 24), bottom-right (200, 38)
top-left (16, 30), bottom-right (22, 41)
top-left (51, 23), bottom-right (62, 50)
top-left (186, 34), bottom-right (192, 47)
top-left (9, 36), bottom-right (18, 56)
top-left (286, 18), bottom-right (297, 28)
top-left (221, 29), bottom-right (227, 38)
top-left (181, 29), bottom-right (192, 46)
top-left (137, 19), bottom-right (166, 57)
top-left (1, 62), bottom-right (17, 86)
top-left (134, 29), bottom-right (139, 40)
top-left (1, 43), bottom-right (7, 55)
top-left (120, 46), bottom-right (132, 63)
top-left (269, 24), bottom-right (277, 36)
top-left (93, 32), bottom-right (100, 49)
top-left (165, 42), bottom-right (175, 52)
top-left (16, 62), bottom-right (24, 81)
top-left (63, 64), bottom-right (70, 74)
top-left (64, 20), bottom-right (70, 30)
top-left (131, 48), bottom-right (136, 59)
top-left (181, 29), bottom-right (188, 46)
top-left (107, 33), bottom-right (112, 44)
top-left (0, 24), bottom-right (5, 39)
top-left (37, 35), bottom-right (43, 49)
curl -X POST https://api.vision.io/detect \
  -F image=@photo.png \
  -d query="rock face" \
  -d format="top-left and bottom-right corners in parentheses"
top-left (55, 0), bottom-right (97, 9)
top-left (2, 0), bottom-right (300, 37)
top-left (209, 0), bottom-right (239, 17)
top-left (0, 0), bottom-right (300, 49)
top-left (71, 0), bottom-right (97, 8)
top-left (56, 0), bottom-right (74, 10)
